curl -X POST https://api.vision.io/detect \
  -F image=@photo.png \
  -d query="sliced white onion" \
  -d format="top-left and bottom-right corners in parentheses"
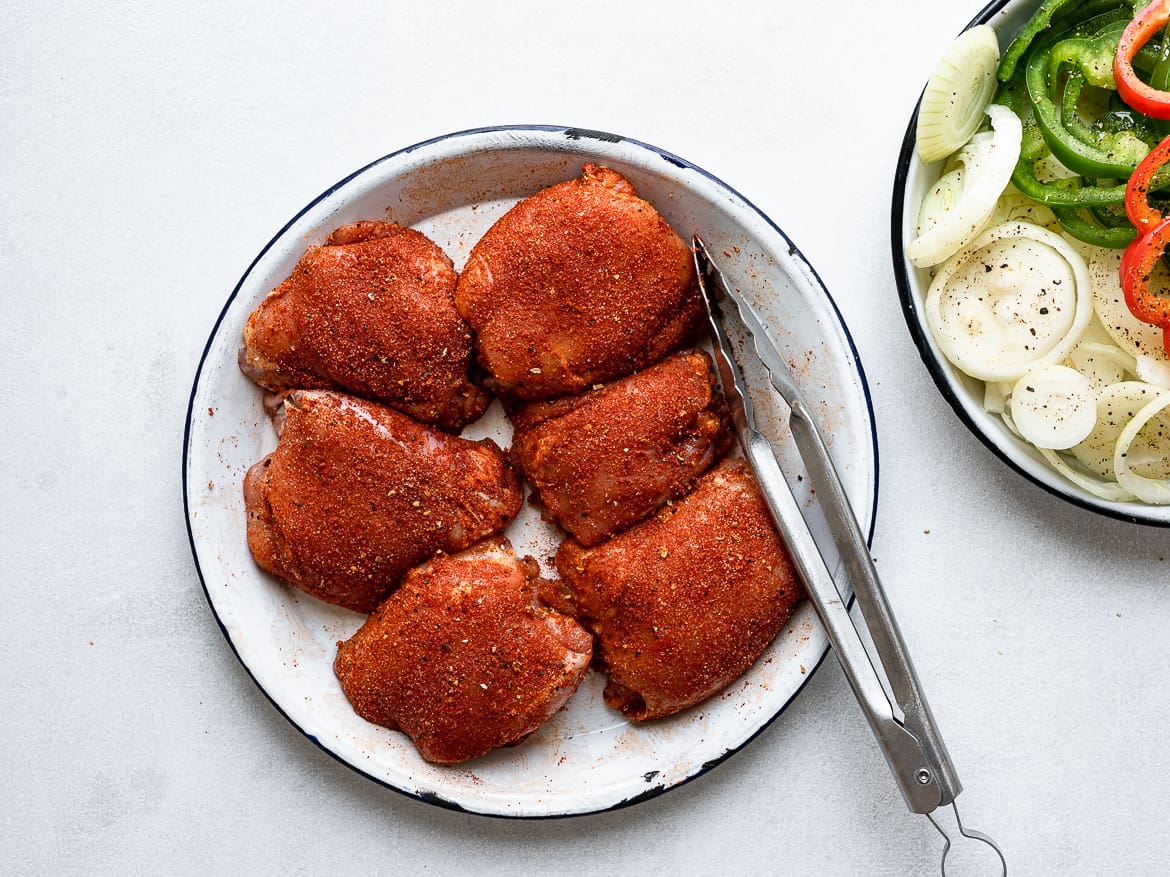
top-left (1136, 353), bottom-right (1170, 389)
top-left (925, 220), bottom-right (1092, 381)
top-left (917, 166), bottom-right (965, 239)
top-left (988, 188), bottom-right (1060, 232)
top-left (1037, 447), bottom-right (1137, 501)
top-left (1000, 409), bottom-right (1023, 439)
top-left (916, 24), bottom-right (1001, 163)
top-left (1071, 381), bottom-right (1165, 477)
top-left (984, 379), bottom-right (1012, 414)
top-left (1081, 312), bottom-right (1125, 346)
top-left (907, 104), bottom-right (1023, 268)
top-left (1114, 391), bottom-right (1170, 504)
top-left (1009, 365), bottom-right (1097, 449)
top-left (1068, 341), bottom-right (1131, 390)
top-left (1088, 247), bottom-right (1170, 361)
top-left (1034, 152), bottom-right (1079, 182)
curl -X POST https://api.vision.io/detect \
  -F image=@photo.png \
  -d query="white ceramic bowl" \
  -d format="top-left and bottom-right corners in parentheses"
top-left (184, 125), bottom-right (880, 815)
top-left (892, 0), bottom-right (1170, 527)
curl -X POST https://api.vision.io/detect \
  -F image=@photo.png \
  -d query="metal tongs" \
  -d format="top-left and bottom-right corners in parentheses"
top-left (693, 236), bottom-right (1006, 876)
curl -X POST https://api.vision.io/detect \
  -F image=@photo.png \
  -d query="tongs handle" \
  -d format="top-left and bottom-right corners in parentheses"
top-left (786, 398), bottom-right (961, 807)
top-left (741, 431), bottom-right (944, 813)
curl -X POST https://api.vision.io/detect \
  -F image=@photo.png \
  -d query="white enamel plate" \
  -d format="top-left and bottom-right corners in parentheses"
top-left (183, 126), bottom-right (878, 816)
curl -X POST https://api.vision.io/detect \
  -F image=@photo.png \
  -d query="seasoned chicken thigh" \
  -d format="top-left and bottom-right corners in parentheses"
top-left (240, 221), bottom-right (490, 430)
top-left (244, 390), bottom-right (521, 613)
top-left (554, 459), bottom-right (799, 721)
top-left (511, 350), bottom-right (731, 545)
top-left (334, 537), bottom-right (593, 764)
top-left (455, 164), bottom-right (702, 399)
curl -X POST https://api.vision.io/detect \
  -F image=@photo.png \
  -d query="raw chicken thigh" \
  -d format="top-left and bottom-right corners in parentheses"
top-left (510, 350), bottom-right (730, 545)
top-left (244, 390), bottom-right (521, 613)
top-left (240, 221), bottom-right (489, 430)
top-left (455, 164), bottom-right (701, 399)
top-left (334, 537), bottom-right (593, 764)
top-left (553, 459), bottom-right (799, 721)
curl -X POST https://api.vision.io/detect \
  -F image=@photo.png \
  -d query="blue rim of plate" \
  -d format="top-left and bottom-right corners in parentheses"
top-left (182, 124), bottom-right (882, 816)
top-left (890, 1), bottom-right (1170, 529)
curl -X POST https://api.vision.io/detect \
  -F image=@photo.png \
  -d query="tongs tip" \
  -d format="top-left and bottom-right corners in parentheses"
top-left (690, 235), bottom-right (722, 312)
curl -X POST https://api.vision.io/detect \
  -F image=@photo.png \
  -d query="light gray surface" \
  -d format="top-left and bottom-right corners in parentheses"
top-left (2, 1), bottom-right (1166, 874)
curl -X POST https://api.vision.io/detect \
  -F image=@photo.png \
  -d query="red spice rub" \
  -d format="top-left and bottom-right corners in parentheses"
top-left (244, 390), bottom-right (521, 613)
top-left (334, 537), bottom-right (593, 764)
top-left (511, 350), bottom-right (731, 546)
top-left (554, 459), bottom-right (799, 721)
top-left (240, 221), bottom-right (490, 430)
top-left (454, 164), bottom-right (702, 399)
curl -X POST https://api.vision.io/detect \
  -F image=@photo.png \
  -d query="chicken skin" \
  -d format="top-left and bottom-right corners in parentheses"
top-left (334, 537), bottom-right (593, 764)
top-left (244, 390), bottom-right (521, 613)
top-left (454, 163), bottom-right (702, 399)
top-left (240, 221), bottom-right (490, 430)
top-left (511, 350), bottom-right (731, 546)
top-left (553, 459), bottom-right (799, 721)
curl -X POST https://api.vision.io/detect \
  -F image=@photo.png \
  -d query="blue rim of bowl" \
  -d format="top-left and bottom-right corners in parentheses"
top-left (890, 1), bottom-right (1170, 529)
top-left (182, 124), bottom-right (882, 817)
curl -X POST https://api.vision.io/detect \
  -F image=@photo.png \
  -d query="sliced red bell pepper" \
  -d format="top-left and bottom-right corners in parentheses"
top-left (1126, 135), bottom-right (1170, 231)
top-left (1120, 215), bottom-right (1170, 336)
top-left (1121, 234), bottom-right (1142, 289)
top-left (1116, 0), bottom-right (1170, 120)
